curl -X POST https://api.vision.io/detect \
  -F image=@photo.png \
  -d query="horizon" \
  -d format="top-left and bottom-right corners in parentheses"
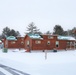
top-left (0, 0), bottom-right (76, 36)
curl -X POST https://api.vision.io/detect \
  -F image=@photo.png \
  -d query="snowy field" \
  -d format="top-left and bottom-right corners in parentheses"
top-left (0, 49), bottom-right (76, 75)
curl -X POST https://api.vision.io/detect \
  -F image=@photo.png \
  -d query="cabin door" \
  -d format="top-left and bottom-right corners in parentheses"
top-left (56, 41), bottom-right (59, 48)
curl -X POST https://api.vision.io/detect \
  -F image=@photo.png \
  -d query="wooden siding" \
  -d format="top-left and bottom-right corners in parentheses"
top-left (3, 35), bottom-right (76, 52)
top-left (4, 37), bottom-right (24, 49)
top-left (24, 34), bottom-right (76, 52)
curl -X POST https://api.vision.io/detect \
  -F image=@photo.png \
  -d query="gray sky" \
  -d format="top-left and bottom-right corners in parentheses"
top-left (0, 0), bottom-right (76, 36)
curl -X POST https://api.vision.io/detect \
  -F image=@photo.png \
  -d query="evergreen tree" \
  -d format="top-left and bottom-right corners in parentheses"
top-left (46, 31), bottom-right (51, 35)
top-left (10, 29), bottom-right (15, 36)
top-left (16, 31), bottom-right (21, 37)
top-left (2, 27), bottom-right (21, 37)
top-left (26, 22), bottom-right (41, 34)
top-left (2, 27), bottom-right (10, 37)
top-left (53, 25), bottom-right (64, 35)
top-left (63, 31), bottom-right (68, 36)
top-left (72, 27), bottom-right (76, 38)
top-left (9, 30), bottom-right (21, 37)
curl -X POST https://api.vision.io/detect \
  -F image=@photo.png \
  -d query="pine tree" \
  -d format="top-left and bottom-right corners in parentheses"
top-left (2, 27), bottom-right (21, 38)
top-left (2, 27), bottom-right (10, 37)
top-left (46, 31), bottom-right (51, 35)
top-left (53, 25), bottom-right (64, 35)
top-left (26, 22), bottom-right (41, 34)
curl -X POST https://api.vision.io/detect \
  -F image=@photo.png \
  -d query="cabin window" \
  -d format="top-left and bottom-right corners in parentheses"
top-left (74, 42), bottom-right (76, 46)
top-left (27, 41), bottom-right (30, 45)
top-left (69, 42), bottom-right (74, 46)
top-left (56, 41), bottom-right (59, 47)
top-left (67, 42), bottom-right (70, 46)
top-left (47, 41), bottom-right (50, 45)
top-left (74, 42), bottom-right (76, 45)
top-left (11, 41), bottom-right (16, 44)
top-left (21, 41), bottom-right (24, 44)
top-left (35, 40), bottom-right (41, 44)
top-left (70, 42), bottom-right (72, 46)
top-left (71, 42), bottom-right (74, 46)
top-left (75, 42), bottom-right (76, 48)
top-left (48, 36), bottom-right (53, 39)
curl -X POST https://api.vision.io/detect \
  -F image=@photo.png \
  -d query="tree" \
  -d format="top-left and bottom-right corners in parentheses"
top-left (62, 27), bottom-right (76, 37)
top-left (26, 22), bottom-right (41, 34)
top-left (63, 31), bottom-right (68, 36)
top-left (46, 31), bottom-right (51, 35)
top-left (1, 34), bottom-right (5, 39)
top-left (9, 29), bottom-right (21, 37)
top-left (72, 27), bottom-right (76, 39)
top-left (2, 27), bottom-right (21, 38)
top-left (2, 27), bottom-right (10, 37)
top-left (0, 34), bottom-right (3, 39)
top-left (16, 31), bottom-right (21, 37)
top-left (53, 25), bottom-right (64, 35)
top-left (10, 29), bottom-right (16, 36)
top-left (67, 29), bottom-right (73, 36)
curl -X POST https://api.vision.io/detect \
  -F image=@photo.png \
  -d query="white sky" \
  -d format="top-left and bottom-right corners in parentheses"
top-left (0, 0), bottom-right (76, 36)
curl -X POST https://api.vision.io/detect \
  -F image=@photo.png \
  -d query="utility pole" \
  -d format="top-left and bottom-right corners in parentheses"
top-left (45, 50), bottom-right (47, 60)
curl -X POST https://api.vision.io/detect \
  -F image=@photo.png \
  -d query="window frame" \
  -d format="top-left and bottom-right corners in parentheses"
top-left (27, 40), bottom-right (30, 45)
top-left (35, 40), bottom-right (41, 44)
top-left (56, 41), bottom-right (59, 48)
top-left (48, 36), bottom-right (53, 39)
top-left (47, 41), bottom-right (50, 45)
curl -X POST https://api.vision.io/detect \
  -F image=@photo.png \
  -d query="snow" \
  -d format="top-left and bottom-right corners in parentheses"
top-left (0, 67), bottom-right (12, 75)
top-left (0, 40), bottom-right (2, 43)
top-left (6, 36), bottom-right (17, 40)
top-left (0, 49), bottom-right (76, 75)
top-left (58, 36), bottom-right (76, 40)
top-left (28, 34), bottom-right (43, 39)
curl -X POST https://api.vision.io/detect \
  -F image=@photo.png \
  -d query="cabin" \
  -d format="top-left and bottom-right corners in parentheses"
top-left (24, 34), bottom-right (76, 52)
top-left (4, 36), bottom-right (24, 49)
top-left (3, 34), bottom-right (76, 52)
top-left (57, 36), bottom-right (76, 50)
top-left (24, 34), bottom-right (44, 52)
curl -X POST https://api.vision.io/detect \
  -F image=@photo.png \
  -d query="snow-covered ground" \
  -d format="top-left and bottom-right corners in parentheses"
top-left (0, 49), bottom-right (76, 75)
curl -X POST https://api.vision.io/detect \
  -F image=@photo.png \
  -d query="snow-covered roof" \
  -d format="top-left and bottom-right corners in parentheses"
top-left (0, 40), bottom-right (2, 43)
top-left (6, 36), bottom-right (17, 40)
top-left (28, 34), bottom-right (43, 39)
top-left (58, 36), bottom-right (76, 40)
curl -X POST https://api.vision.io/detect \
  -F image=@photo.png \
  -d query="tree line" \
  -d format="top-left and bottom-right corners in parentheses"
top-left (26, 22), bottom-right (76, 39)
top-left (0, 22), bottom-right (76, 39)
top-left (0, 27), bottom-right (21, 39)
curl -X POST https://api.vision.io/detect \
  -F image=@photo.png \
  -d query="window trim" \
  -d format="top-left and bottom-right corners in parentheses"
top-left (47, 41), bottom-right (50, 45)
top-left (48, 36), bottom-right (53, 39)
top-left (27, 40), bottom-right (30, 45)
top-left (35, 40), bottom-right (41, 44)
top-left (56, 41), bottom-right (59, 48)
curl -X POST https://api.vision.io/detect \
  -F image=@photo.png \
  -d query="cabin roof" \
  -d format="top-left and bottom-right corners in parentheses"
top-left (58, 36), bottom-right (76, 40)
top-left (0, 40), bottom-right (2, 43)
top-left (28, 34), bottom-right (43, 39)
top-left (6, 36), bottom-right (17, 40)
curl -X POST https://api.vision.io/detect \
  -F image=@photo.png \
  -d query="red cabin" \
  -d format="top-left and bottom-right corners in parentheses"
top-left (24, 34), bottom-right (76, 52)
top-left (4, 36), bottom-right (24, 49)
top-left (3, 34), bottom-right (76, 52)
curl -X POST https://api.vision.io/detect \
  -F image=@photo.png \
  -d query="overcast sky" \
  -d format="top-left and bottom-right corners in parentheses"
top-left (0, 0), bottom-right (76, 36)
